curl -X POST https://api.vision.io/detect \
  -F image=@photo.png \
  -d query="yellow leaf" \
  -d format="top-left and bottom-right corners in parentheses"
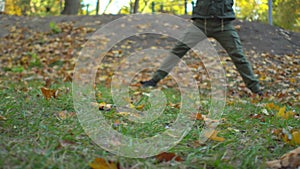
top-left (99, 102), bottom-right (106, 110)
top-left (205, 130), bottom-right (225, 142)
top-left (291, 131), bottom-right (300, 145)
top-left (265, 103), bottom-right (280, 111)
top-left (266, 103), bottom-right (275, 109)
top-left (135, 104), bottom-right (145, 110)
top-left (277, 106), bottom-right (286, 118)
top-left (289, 78), bottom-right (296, 83)
top-left (129, 104), bottom-right (135, 109)
top-left (282, 134), bottom-right (290, 143)
top-left (276, 106), bottom-right (295, 119)
top-left (89, 157), bottom-right (118, 169)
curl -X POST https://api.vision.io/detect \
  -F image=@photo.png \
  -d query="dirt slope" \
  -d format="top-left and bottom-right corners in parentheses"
top-left (0, 14), bottom-right (299, 55)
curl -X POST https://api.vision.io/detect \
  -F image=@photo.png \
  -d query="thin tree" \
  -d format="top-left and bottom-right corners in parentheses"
top-left (133, 0), bottom-right (139, 13)
top-left (96, 0), bottom-right (100, 15)
top-left (61, 0), bottom-right (81, 15)
top-left (103, 0), bottom-right (114, 14)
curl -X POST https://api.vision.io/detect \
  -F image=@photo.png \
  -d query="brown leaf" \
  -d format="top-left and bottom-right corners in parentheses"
top-left (249, 113), bottom-right (265, 122)
top-left (266, 147), bottom-right (300, 169)
top-left (195, 112), bottom-right (204, 120)
top-left (89, 157), bottom-right (118, 169)
top-left (40, 87), bottom-right (58, 100)
top-left (44, 78), bottom-right (52, 88)
top-left (155, 152), bottom-right (184, 162)
top-left (169, 103), bottom-right (180, 109)
top-left (0, 115), bottom-right (7, 121)
top-left (250, 113), bottom-right (262, 119)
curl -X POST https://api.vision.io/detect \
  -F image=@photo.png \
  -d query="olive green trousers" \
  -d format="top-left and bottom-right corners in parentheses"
top-left (152, 19), bottom-right (260, 93)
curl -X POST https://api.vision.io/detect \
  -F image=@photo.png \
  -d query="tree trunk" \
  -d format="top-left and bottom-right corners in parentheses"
top-left (96, 0), bottom-right (100, 15)
top-left (61, 0), bottom-right (80, 15)
top-left (133, 0), bottom-right (139, 13)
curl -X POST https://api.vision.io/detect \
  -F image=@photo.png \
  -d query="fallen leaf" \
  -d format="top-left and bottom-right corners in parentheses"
top-left (249, 113), bottom-right (265, 122)
top-left (265, 103), bottom-right (280, 111)
top-left (195, 112), bottom-right (203, 120)
top-left (40, 87), bottom-right (58, 100)
top-left (250, 113), bottom-right (262, 119)
top-left (99, 102), bottom-right (107, 110)
top-left (92, 102), bottom-right (113, 111)
top-left (276, 106), bottom-right (295, 119)
top-left (169, 103), bottom-right (181, 109)
top-left (89, 157), bottom-right (118, 169)
top-left (135, 104), bottom-right (145, 110)
top-left (129, 103), bottom-right (135, 109)
top-left (203, 115), bottom-right (220, 126)
top-left (0, 115), bottom-right (7, 121)
top-left (261, 109), bottom-right (270, 116)
top-left (266, 147), bottom-right (300, 169)
top-left (291, 131), bottom-right (300, 145)
top-left (271, 128), bottom-right (300, 145)
top-left (155, 152), bottom-right (183, 162)
top-left (205, 130), bottom-right (225, 142)
top-left (57, 110), bottom-right (76, 120)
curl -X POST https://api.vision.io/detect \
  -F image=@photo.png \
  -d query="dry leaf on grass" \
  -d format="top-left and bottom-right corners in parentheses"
top-left (56, 110), bottom-right (76, 120)
top-left (272, 128), bottom-right (300, 145)
top-left (90, 157), bottom-right (118, 169)
top-left (155, 152), bottom-right (184, 162)
top-left (0, 115), bottom-right (7, 121)
top-left (266, 147), bottom-right (300, 169)
top-left (265, 103), bottom-right (280, 111)
top-left (276, 106), bottom-right (295, 119)
top-left (205, 130), bottom-right (225, 142)
top-left (40, 87), bottom-right (58, 100)
top-left (195, 112), bottom-right (204, 120)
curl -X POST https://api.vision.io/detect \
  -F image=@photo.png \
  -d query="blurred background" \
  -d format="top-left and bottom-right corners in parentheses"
top-left (0, 0), bottom-right (299, 32)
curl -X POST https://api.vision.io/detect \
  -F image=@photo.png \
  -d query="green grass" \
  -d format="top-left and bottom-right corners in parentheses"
top-left (0, 79), bottom-right (299, 169)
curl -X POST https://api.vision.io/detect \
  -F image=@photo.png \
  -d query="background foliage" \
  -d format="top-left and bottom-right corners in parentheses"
top-left (2, 0), bottom-right (300, 31)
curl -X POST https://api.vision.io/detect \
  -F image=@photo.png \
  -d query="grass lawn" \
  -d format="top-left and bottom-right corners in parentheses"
top-left (0, 18), bottom-right (299, 169)
top-left (0, 78), bottom-right (299, 169)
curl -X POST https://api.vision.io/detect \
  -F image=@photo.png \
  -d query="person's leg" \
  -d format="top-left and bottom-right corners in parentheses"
top-left (143, 20), bottom-right (207, 86)
top-left (212, 21), bottom-right (261, 93)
